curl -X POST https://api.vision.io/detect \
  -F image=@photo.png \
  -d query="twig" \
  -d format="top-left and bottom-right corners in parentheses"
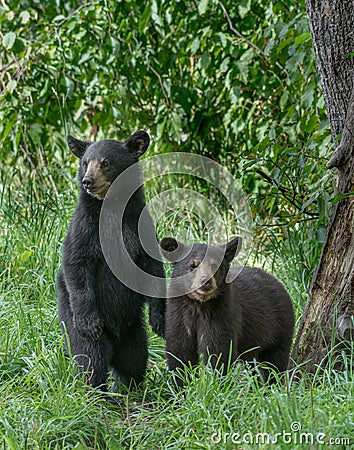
top-left (56, 3), bottom-right (93, 28)
top-left (258, 217), bottom-right (318, 228)
top-left (218, 0), bottom-right (285, 73)
top-left (146, 61), bottom-right (170, 106)
top-left (111, 34), bottom-right (133, 54)
top-left (0, 61), bottom-right (16, 74)
top-left (256, 168), bottom-right (318, 217)
top-left (65, 73), bottom-right (87, 85)
top-left (131, 36), bottom-right (170, 107)
top-left (270, 158), bottom-right (304, 206)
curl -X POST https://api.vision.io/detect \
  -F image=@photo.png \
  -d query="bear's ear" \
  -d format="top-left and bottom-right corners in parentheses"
top-left (224, 236), bottom-right (242, 264)
top-left (160, 237), bottom-right (184, 262)
top-left (125, 130), bottom-right (150, 158)
top-left (67, 135), bottom-right (91, 158)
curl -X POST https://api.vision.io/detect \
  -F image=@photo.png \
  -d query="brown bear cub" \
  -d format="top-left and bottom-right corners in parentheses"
top-left (160, 236), bottom-right (295, 385)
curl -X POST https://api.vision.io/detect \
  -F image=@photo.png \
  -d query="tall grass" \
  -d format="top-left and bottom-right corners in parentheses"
top-left (0, 169), bottom-right (353, 449)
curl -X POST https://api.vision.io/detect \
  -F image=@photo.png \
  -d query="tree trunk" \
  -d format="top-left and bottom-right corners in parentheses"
top-left (305, 0), bottom-right (354, 138)
top-left (292, 0), bottom-right (354, 370)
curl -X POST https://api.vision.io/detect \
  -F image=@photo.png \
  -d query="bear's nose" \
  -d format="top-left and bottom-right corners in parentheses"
top-left (200, 276), bottom-right (212, 287)
top-left (82, 177), bottom-right (93, 189)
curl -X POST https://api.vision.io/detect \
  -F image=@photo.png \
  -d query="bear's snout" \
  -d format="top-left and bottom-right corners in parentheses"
top-left (200, 276), bottom-right (213, 288)
top-left (190, 268), bottom-right (218, 302)
top-left (81, 159), bottom-right (112, 200)
top-left (82, 176), bottom-right (94, 189)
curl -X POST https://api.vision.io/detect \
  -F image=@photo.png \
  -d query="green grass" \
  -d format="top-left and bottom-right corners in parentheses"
top-left (1, 171), bottom-right (353, 449)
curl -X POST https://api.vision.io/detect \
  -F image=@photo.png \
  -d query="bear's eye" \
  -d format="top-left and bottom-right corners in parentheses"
top-left (82, 160), bottom-right (88, 169)
top-left (190, 260), bottom-right (200, 270)
top-left (101, 159), bottom-right (110, 168)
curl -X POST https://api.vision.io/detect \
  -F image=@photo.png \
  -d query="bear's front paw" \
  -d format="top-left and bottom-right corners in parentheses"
top-left (74, 314), bottom-right (105, 340)
top-left (149, 309), bottom-right (165, 338)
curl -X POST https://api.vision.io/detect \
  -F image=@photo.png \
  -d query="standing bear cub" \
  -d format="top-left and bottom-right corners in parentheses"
top-left (57, 130), bottom-right (165, 395)
top-left (160, 236), bottom-right (294, 385)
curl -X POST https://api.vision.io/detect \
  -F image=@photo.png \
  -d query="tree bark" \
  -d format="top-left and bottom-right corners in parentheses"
top-left (305, 0), bottom-right (354, 138)
top-left (292, 0), bottom-right (354, 370)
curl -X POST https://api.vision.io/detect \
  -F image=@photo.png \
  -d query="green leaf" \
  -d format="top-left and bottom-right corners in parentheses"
top-left (190, 36), bottom-right (200, 55)
top-left (171, 109), bottom-right (183, 140)
top-left (280, 92), bottom-right (288, 110)
top-left (331, 192), bottom-right (354, 204)
top-left (301, 193), bottom-right (319, 211)
top-left (316, 227), bottom-right (327, 243)
top-left (3, 31), bottom-right (16, 49)
top-left (238, 0), bottom-right (251, 18)
top-left (20, 11), bottom-right (30, 24)
top-left (200, 51), bottom-right (210, 70)
top-left (236, 60), bottom-right (248, 82)
top-left (304, 115), bottom-right (318, 133)
top-left (139, 6), bottom-right (151, 33)
top-left (39, 79), bottom-right (49, 98)
top-left (7, 79), bottom-right (17, 94)
top-left (28, 124), bottom-right (42, 147)
top-left (53, 14), bottom-right (65, 23)
top-left (198, 0), bottom-right (208, 15)
top-left (151, 1), bottom-right (163, 26)
top-left (156, 117), bottom-right (167, 139)
top-left (175, 88), bottom-right (192, 113)
top-left (218, 33), bottom-right (228, 48)
top-left (2, 115), bottom-right (17, 141)
top-left (12, 37), bottom-right (26, 54)
top-left (294, 33), bottom-right (311, 47)
top-left (78, 53), bottom-right (92, 65)
top-left (230, 87), bottom-right (240, 105)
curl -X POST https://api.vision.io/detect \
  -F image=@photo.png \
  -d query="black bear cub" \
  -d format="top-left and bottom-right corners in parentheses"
top-left (160, 236), bottom-right (294, 385)
top-left (57, 130), bottom-right (165, 396)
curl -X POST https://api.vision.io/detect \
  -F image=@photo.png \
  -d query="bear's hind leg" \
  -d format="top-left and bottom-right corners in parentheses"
top-left (111, 325), bottom-right (148, 391)
top-left (258, 344), bottom-right (291, 383)
top-left (71, 334), bottom-right (113, 391)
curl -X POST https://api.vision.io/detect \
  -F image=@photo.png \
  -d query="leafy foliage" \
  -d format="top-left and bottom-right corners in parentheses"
top-left (0, 0), bottom-right (333, 245)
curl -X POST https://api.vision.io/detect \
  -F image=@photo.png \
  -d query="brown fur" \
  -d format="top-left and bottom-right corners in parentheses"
top-left (160, 237), bottom-right (295, 386)
top-left (82, 159), bottom-right (111, 200)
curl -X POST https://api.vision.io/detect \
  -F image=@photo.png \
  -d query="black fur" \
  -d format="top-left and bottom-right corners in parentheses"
top-left (160, 237), bottom-right (295, 385)
top-left (57, 131), bottom-right (165, 393)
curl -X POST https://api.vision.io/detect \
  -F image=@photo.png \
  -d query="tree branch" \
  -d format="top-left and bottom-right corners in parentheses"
top-left (255, 168), bottom-right (318, 217)
top-left (146, 61), bottom-right (171, 107)
top-left (217, 0), bottom-right (285, 73)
